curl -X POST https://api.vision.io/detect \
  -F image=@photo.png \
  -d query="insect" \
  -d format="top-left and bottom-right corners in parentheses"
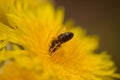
top-left (49, 32), bottom-right (74, 55)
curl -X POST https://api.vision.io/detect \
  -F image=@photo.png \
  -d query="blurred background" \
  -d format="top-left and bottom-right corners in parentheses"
top-left (55, 0), bottom-right (120, 73)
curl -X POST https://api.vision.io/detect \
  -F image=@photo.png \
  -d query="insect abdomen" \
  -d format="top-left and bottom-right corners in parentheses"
top-left (58, 32), bottom-right (74, 43)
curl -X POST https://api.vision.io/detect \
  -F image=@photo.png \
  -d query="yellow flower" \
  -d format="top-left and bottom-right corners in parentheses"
top-left (0, 0), bottom-right (119, 80)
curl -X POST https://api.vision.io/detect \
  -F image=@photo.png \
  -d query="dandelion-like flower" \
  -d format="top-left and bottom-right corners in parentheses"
top-left (0, 0), bottom-right (119, 80)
